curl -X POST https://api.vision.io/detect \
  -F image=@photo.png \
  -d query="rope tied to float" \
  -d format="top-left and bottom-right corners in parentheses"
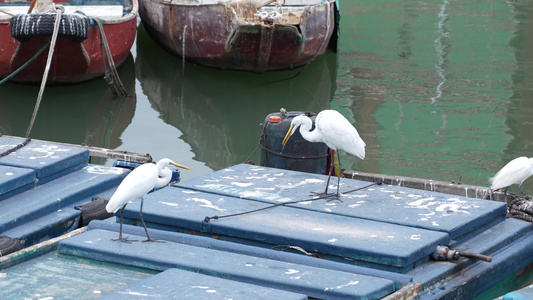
top-left (91, 16), bottom-right (128, 97)
top-left (25, 4), bottom-right (64, 138)
top-left (507, 195), bottom-right (533, 222)
top-left (0, 137), bottom-right (31, 158)
top-left (202, 180), bottom-right (382, 224)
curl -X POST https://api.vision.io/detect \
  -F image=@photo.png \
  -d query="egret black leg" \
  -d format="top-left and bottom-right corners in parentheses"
top-left (327, 152), bottom-right (343, 202)
top-left (139, 197), bottom-right (164, 243)
top-left (504, 187), bottom-right (509, 202)
top-left (520, 184), bottom-right (526, 195)
top-left (112, 204), bottom-right (137, 243)
top-left (312, 151), bottom-right (334, 197)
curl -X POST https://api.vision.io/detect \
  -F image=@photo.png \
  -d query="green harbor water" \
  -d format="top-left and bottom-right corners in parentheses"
top-left (1, 0), bottom-right (533, 195)
top-left (0, 252), bottom-right (156, 299)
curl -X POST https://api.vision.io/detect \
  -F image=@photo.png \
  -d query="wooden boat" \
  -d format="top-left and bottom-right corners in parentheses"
top-left (139, 0), bottom-right (339, 73)
top-left (0, 0), bottom-right (138, 84)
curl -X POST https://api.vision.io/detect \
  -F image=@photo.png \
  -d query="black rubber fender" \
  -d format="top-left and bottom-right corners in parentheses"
top-left (0, 236), bottom-right (22, 256)
top-left (75, 197), bottom-right (114, 227)
top-left (10, 12), bottom-right (90, 43)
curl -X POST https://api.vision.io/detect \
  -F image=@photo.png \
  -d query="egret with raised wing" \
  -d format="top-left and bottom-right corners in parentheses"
top-left (490, 156), bottom-right (533, 196)
top-left (282, 109), bottom-right (365, 199)
top-left (106, 158), bottom-right (190, 243)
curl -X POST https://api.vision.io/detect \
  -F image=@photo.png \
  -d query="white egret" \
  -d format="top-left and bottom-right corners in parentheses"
top-left (490, 156), bottom-right (533, 195)
top-left (106, 158), bottom-right (190, 243)
top-left (282, 110), bottom-right (365, 199)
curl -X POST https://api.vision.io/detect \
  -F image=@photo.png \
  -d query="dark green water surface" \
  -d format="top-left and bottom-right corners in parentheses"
top-left (1, 1), bottom-right (533, 193)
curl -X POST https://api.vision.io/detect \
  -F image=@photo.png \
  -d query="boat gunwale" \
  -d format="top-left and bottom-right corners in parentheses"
top-left (0, 0), bottom-right (138, 23)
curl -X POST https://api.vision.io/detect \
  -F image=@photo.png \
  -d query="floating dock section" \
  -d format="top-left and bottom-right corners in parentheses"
top-left (2, 162), bottom-right (533, 299)
top-left (0, 136), bottom-right (128, 250)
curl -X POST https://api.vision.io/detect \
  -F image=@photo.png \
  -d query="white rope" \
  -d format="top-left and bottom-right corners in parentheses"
top-left (26, 4), bottom-right (64, 137)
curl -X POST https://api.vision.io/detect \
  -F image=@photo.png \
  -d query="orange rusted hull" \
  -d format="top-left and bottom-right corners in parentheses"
top-left (0, 0), bottom-right (138, 84)
top-left (139, 0), bottom-right (336, 73)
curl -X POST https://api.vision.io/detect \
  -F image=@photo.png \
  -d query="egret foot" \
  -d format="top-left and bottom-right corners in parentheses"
top-left (112, 236), bottom-right (138, 243)
top-left (326, 195), bottom-right (343, 202)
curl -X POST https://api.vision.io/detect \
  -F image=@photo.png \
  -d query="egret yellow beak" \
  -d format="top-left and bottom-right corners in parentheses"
top-left (171, 162), bottom-right (191, 170)
top-left (282, 124), bottom-right (296, 147)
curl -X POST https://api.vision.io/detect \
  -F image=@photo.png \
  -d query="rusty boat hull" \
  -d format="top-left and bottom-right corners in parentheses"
top-left (139, 0), bottom-right (337, 72)
top-left (0, 0), bottom-right (138, 84)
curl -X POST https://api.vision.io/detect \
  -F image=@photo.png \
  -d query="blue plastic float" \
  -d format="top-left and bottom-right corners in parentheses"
top-left (1, 136), bottom-right (533, 299)
top-left (60, 164), bottom-right (533, 298)
top-left (0, 136), bottom-right (128, 249)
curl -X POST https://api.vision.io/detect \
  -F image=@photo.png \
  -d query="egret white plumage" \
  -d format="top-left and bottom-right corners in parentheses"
top-left (490, 156), bottom-right (533, 195)
top-left (106, 158), bottom-right (190, 243)
top-left (282, 110), bottom-right (365, 199)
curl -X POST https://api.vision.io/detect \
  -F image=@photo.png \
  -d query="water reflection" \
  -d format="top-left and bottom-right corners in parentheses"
top-left (0, 54), bottom-right (137, 164)
top-left (135, 25), bottom-right (338, 170)
top-left (337, 0), bottom-right (533, 189)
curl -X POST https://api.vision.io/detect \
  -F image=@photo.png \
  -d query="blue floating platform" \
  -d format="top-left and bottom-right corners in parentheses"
top-left (0, 136), bottom-right (128, 248)
top-left (178, 164), bottom-right (507, 240)
top-left (0, 165), bottom-right (35, 200)
top-left (0, 137), bottom-right (89, 182)
top-left (2, 162), bottom-right (533, 299)
top-left (100, 268), bottom-right (309, 300)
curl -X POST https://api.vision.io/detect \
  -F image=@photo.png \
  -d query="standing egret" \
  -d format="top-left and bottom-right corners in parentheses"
top-left (282, 110), bottom-right (365, 199)
top-left (106, 158), bottom-right (190, 243)
top-left (490, 156), bottom-right (533, 196)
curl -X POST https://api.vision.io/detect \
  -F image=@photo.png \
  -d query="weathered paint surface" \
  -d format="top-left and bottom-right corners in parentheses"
top-left (124, 184), bottom-right (450, 270)
top-left (139, 0), bottom-right (336, 72)
top-left (0, 0), bottom-right (138, 84)
top-left (101, 268), bottom-right (309, 299)
top-left (0, 165), bottom-right (35, 199)
top-left (0, 136), bottom-right (89, 180)
top-left (178, 164), bottom-right (508, 240)
top-left (59, 229), bottom-right (396, 300)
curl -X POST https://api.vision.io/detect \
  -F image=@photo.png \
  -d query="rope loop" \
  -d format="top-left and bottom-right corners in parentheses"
top-left (508, 195), bottom-right (533, 222)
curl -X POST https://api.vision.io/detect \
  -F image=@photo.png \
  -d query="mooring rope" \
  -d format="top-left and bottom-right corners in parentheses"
top-left (25, 5), bottom-right (64, 138)
top-left (0, 137), bottom-right (31, 158)
top-left (203, 180), bottom-right (382, 223)
top-left (0, 40), bottom-right (51, 86)
top-left (91, 17), bottom-right (128, 97)
top-left (507, 196), bottom-right (533, 223)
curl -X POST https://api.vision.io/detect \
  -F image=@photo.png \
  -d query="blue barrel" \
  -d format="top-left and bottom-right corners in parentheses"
top-left (260, 110), bottom-right (329, 174)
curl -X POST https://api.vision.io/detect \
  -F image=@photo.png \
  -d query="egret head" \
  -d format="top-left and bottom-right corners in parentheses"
top-left (157, 158), bottom-right (191, 170)
top-left (282, 123), bottom-right (297, 147)
top-left (282, 116), bottom-right (307, 147)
